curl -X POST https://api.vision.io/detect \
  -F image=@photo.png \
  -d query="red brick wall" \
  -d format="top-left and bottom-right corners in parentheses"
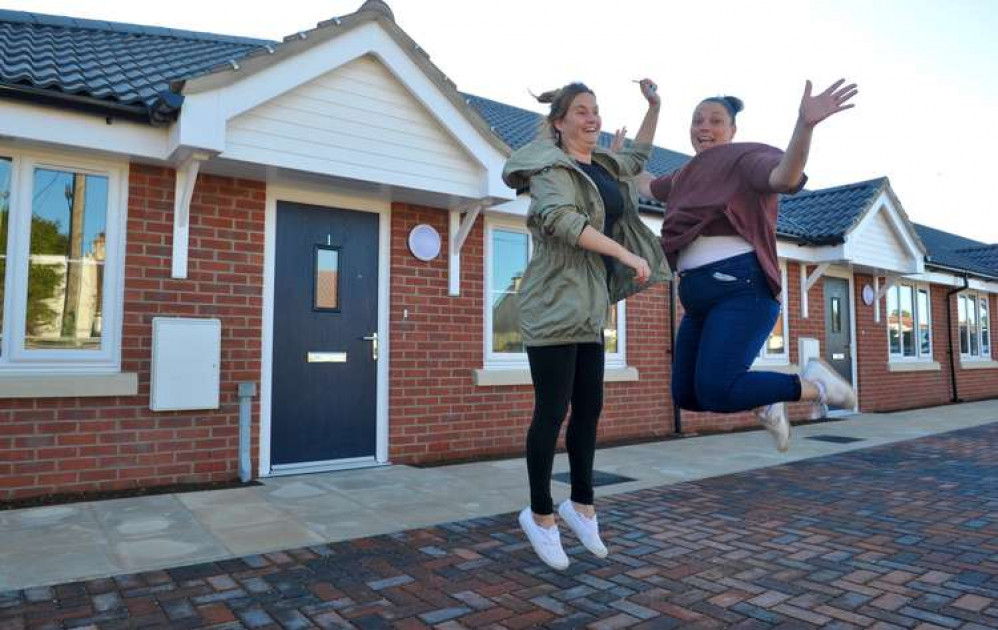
top-left (4, 178), bottom-right (995, 499)
top-left (855, 276), bottom-right (951, 411)
top-left (854, 277), bottom-right (998, 412)
top-left (952, 291), bottom-right (998, 402)
top-left (387, 203), bottom-right (673, 465)
top-left (1, 166), bottom-right (265, 500)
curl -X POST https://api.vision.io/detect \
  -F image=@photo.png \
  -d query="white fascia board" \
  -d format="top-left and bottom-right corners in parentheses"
top-left (775, 240), bottom-right (845, 263)
top-left (905, 271), bottom-right (998, 293)
top-left (0, 99), bottom-right (169, 160)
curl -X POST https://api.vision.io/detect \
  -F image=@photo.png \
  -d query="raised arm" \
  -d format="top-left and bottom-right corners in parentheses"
top-left (632, 78), bottom-right (661, 147)
top-left (769, 79), bottom-right (858, 192)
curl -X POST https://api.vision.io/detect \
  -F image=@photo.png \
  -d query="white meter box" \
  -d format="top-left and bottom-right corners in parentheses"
top-left (151, 317), bottom-right (221, 411)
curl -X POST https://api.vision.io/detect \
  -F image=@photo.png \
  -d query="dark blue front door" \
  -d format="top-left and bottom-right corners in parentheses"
top-left (272, 201), bottom-right (379, 466)
top-left (823, 277), bottom-right (853, 410)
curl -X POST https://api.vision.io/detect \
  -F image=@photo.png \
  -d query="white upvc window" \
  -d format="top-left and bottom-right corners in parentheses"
top-left (886, 283), bottom-right (932, 361)
top-left (756, 261), bottom-right (789, 364)
top-left (958, 292), bottom-right (992, 360)
top-left (0, 148), bottom-right (127, 373)
top-left (484, 218), bottom-right (625, 369)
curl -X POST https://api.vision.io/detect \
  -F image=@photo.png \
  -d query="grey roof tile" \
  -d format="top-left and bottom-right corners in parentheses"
top-left (914, 224), bottom-right (997, 278)
top-left (777, 178), bottom-right (885, 243)
top-left (461, 92), bottom-right (692, 176)
top-left (0, 11), bottom-right (271, 107)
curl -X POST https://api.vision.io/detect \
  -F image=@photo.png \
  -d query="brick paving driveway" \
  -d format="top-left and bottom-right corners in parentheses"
top-left (3, 423), bottom-right (998, 629)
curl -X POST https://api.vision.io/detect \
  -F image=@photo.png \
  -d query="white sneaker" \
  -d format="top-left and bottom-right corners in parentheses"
top-left (557, 500), bottom-right (608, 558)
top-left (518, 507), bottom-right (569, 570)
top-left (756, 403), bottom-right (790, 452)
top-left (802, 358), bottom-right (856, 410)
top-left (808, 401), bottom-right (829, 420)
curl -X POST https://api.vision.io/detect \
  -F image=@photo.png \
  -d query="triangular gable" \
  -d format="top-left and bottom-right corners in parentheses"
top-left (844, 185), bottom-right (925, 274)
top-left (225, 54), bottom-right (485, 198)
top-left (171, 8), bottom-right (512, 201)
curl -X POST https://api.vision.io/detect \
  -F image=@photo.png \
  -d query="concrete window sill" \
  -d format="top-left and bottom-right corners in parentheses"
top-left (473, 366), bottom-right (639, 387)
top-left (750, 362), bottom-right (798, 374)
top-left (0, 373), bottom-right (139, 398)
top-left (961, 360), bottom-right (998, 370)
top-left (888, 361), bottom-right (942, 373)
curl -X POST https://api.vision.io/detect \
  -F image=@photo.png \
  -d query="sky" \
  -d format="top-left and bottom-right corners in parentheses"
top-left (5, 0), bottom-right (997, 243)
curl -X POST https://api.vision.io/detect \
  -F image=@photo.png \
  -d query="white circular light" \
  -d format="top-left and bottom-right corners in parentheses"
top-left (862, 284), bottom-right (875, 306)
top-left (407, 224), bottom-right (441, 261)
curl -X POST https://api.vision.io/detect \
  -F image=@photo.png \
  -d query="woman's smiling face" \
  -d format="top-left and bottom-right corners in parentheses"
top-left (554, 92), bottom-right (602, 153)
top-left (690, 100), bottom-right (736, 153)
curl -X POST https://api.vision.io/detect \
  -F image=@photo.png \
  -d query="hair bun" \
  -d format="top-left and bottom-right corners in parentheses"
top-left (723, 96), bottom-right (744, 114)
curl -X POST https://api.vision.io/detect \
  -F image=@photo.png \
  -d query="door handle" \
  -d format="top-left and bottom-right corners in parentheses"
top-left (361, 332), bottom-right (378, 361)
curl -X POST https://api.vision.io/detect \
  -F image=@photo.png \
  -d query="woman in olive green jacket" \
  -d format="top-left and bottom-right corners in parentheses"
top-left (502, 80), bottom-right (670, 570)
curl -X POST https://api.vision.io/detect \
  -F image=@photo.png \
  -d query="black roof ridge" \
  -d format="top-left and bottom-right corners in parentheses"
top-left (0, 9), bottom-right (275, 47)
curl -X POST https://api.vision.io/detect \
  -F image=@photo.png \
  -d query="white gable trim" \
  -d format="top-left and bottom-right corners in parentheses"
top-left (842, 190), bottom-right (924, 274)
top-left (175, 21), bottom-right (512, 201)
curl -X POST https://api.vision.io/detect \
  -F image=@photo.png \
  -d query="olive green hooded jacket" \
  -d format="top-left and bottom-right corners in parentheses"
top-left (502, 138), bottom-right (672, 347)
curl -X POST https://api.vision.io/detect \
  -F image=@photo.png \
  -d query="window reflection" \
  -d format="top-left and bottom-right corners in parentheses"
top-left (26, 168), bottom-right (108, 350)
top-left (315, 247), bottom-right (339, 310)
top-left (491, 230), bottom-right (528, 354)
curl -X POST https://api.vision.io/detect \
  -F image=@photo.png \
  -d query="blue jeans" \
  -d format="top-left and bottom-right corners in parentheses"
top-left (674, 253), bottom-right (801, 412)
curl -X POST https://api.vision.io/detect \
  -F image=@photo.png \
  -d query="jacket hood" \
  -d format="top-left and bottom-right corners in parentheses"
top-left (502, 137), bottom-right (575, 190)
top-left (502, 137), bottom-right (624, 190)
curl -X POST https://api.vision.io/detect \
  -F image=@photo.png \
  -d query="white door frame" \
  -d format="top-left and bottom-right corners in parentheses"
top-left (259, 183), bottom-right (391, 476)
top-left (822, 266), bottom-right (859, 416)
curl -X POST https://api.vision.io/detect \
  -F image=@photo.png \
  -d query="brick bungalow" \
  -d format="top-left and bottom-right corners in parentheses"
top-left (0, 2), bottom-right (995, 500)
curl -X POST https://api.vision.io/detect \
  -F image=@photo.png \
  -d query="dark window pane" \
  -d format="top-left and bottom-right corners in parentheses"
top-left (888, 286), bottom-right (901, 354)
top-left (900, 285), bottom-right (915, 357)
top-left (969, 296), bottom-right (979, 356)
top-left (918, 289), bottom-right (931, 357)
top-left (959, 296), bottom-right (969, 355)
top-left (981, 298), bottom-right (990, 356)
top-left (0, 157), bottom-right (10, 356)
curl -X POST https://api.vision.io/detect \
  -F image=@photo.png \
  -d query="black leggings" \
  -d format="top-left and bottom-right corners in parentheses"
top-left (525, 343), bottom-right (605, 515)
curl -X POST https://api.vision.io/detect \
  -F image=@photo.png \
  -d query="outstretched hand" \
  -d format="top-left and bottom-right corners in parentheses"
top-left (610, 127), bottom-right (627, 152)
top-left (799, 79), bottom-right (858, 127)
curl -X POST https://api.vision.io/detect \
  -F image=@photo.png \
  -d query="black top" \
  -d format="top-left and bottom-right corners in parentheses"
top-left (576, 159), bottom-right (624, 278)
top-left (575, 160), bottom-right (624, 236)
